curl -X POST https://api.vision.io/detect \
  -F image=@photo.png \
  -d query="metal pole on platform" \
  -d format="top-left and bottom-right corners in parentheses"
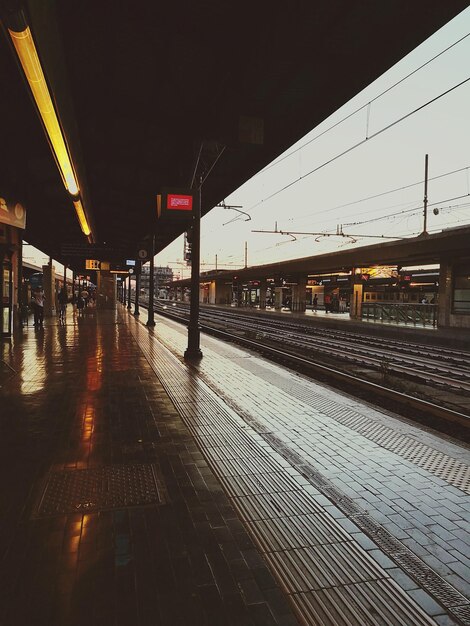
top-left (17, 236), bottom-right (23, 327)
top-left (127, 274), bottom-right (132, 309)
top-left (134, 270), bottom-right (140, 316)
top-left (146, 235), bottom-right (156, 327)
top-left (423, 153), bottom-right (429, 235)
top-left (184, 177), bottom-right (203, 360)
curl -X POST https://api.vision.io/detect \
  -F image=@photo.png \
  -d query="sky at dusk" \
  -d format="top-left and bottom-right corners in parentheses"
top-left (26, 7), bottom-right (470, 281)
top-left (157, 6), bottom-right (470, 279)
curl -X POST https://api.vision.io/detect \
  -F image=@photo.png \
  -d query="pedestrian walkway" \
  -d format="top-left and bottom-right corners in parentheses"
top-left (1, 307), bottom-right (469, 626)
top-left (0, 311), bottom-right (298, 626)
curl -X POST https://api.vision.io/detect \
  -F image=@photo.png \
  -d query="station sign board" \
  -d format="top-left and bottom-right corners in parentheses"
top-left (0, 196), bottom-right (26, 229)
top-left (157, 188), bottom-right (196, 222)
top-left (110, 261), bottom-right (141, 274)
top-left (61, 243), bottom-right (128, 260)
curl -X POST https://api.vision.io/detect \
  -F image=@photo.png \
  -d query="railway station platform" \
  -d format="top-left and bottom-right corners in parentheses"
top-left (1, 306), bottom-right (469, 626)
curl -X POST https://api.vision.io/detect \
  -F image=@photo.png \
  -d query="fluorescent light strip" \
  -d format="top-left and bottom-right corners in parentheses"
top-left (8, 26), bottom-right (79, 195)
top-left (73, 198), bottom-right (91, 236)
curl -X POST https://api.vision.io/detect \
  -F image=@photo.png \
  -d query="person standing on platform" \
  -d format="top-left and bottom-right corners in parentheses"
top-left (58, 286), bottom-right (68, 323)
top-left (313, 294), bottom-right (318, 312)
top-left (31, 289), bottom-right (45, 328)
top-left (324, 293), bottom-right (331, 313)
top-left (81, 289), bottom-right (89, 308)
top-left (76, 294), bottom-right (85, 316)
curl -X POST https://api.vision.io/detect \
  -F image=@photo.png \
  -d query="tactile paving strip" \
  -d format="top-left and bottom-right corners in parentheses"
top-left (34, 463), bottom-right (166, 517)
top-left (128, 318), bottom-right (453, 626)
top-left (141, 317), bottom-right (470, 621)
top-left (453, 605), bottom-right (470, 625)
top-left (248, 513), bottom-right (352, 552)
top-left (236, 356), bottom-right (470, 494)
top-left (240, 411), bottom-right (470, 621)
top-left (294, 579), bottom-right (437, 626)
top-left (264, 542), bottom-right (388, 593)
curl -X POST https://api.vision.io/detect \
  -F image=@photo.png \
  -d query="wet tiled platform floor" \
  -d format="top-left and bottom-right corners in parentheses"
top-left (1, 306), bottom-right (469, 625)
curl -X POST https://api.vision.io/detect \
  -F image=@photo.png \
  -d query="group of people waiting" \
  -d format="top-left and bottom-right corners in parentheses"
top-left (28, 285), bottom-right (95, 327)
top-left (312, 293), bottom-right (347, 313)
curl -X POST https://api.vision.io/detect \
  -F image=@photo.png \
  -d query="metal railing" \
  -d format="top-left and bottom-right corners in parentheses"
top-left (361, 303), bottom-right (438, 327)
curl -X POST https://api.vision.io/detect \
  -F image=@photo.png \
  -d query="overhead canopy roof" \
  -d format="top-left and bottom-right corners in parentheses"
top-left (1, 1), bottom-right (467, 268)
top-left (172, 227), bottom-right (470, 284)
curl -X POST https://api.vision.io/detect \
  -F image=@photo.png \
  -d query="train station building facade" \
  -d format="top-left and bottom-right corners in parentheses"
top-left (169, 226), bottom-right (470, 330)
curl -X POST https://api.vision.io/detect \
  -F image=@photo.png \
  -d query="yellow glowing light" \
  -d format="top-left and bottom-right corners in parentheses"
top-left (8, 26), bottom-right (79, 195)
top-left (73, 198), bottom-right (91, 236)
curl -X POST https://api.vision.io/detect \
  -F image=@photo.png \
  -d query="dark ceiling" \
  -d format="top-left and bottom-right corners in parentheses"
top-left (1, 0), bottom-right (468, 268)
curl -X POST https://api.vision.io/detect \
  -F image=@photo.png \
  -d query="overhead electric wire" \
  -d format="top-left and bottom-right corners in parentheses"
top-left (344, 193), bottom-right (470, 228)
top-left (256, 32), bottom-right (470, 176)
top-left (227, 76), bottom-right (470, 225)
top-left (302, 165), bottom-right (470, 217)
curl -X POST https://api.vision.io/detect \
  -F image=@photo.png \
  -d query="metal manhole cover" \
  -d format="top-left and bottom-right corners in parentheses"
top-left (392, 553), bottom-right (469, 607)
top-left (34, 463), bottom-right (167, 517)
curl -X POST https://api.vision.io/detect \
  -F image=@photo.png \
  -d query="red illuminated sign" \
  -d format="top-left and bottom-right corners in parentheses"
top-left (167, 194), bottom-right (193, 211)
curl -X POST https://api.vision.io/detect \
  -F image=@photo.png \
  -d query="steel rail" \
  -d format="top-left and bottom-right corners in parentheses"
top-left (200, 323), bottom-right (470, 430)
top-left (147, 302), bottom-right (469, 429)
top-left (171, 304), bottom-right (470, 386)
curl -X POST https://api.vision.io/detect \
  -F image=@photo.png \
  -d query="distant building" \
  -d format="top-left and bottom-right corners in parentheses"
top-left (140, 265), bottom-right (173, 298)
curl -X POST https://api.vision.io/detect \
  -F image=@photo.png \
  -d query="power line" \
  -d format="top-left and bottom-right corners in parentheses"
top-left (233, 76), bottom-right (470, 222)
top-left (295, 166), bottom-right (469, 219)
top-left (344, 193), bottom-right (470, 228)
top-left (255, 32), bottom-right (470, 176)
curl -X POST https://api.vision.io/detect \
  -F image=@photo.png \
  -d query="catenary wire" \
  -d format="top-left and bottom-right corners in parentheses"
top-left (255, 32), bottom-right (470, 176)
top-left (223, 76), bottom-right (470, 226)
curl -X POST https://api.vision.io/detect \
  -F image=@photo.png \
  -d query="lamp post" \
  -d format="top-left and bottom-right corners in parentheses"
top-left (184, 177), bottom-right (203, 360)
top-left (146, 235), bottom-right (156, 327)
top-left (422, 153), bottom-right (429, 236)
top-left (127, 274), bottom-right (132, 309)
top-left (134, 265), bottom-right (140, 317)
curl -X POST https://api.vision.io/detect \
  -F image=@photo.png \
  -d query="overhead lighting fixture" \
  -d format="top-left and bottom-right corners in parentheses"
top-left (8, 26), bottom-right (79, 196)
top-left (72, 198), bottom-right (91, 236)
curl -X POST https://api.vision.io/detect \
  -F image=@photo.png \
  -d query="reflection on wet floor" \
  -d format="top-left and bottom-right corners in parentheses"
top-left (1, 310), bottom-right (298, 626)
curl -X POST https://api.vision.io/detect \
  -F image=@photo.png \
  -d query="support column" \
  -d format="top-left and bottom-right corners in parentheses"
top-left (42, 262), bottom-right (55, 317)
top-left (259, 279), bottom-right (267, 309)
top-left (16, 234), bottom-right (23, 328)
top-left (147, 236), bottom-right (155, 327)
top-left (274, 287), bottom-right (283, 310)
top-left (209, 280), bottom-right (216, 304)
top-left (215, 280), bottom-right (232, 305)
top-left (97, 271), bottom-right (116, 309)
top-left (134, 271), bottom-right (140, 316)
top-left (185, 182), bottom-right (203, 360)
top-left (291, 276), bottom-right (307, 312)
top-left (127, 275), bottom-right (132, 309)
top-left (72, 272), bottom-right (76, 304)
top-left (438, 260), bottom-right (452, 328)
top-left (350, 283), bottom-right (363, 319)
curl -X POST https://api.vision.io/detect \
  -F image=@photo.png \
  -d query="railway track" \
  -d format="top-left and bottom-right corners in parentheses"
top-left (136, 300), bottom-right (470, 433)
